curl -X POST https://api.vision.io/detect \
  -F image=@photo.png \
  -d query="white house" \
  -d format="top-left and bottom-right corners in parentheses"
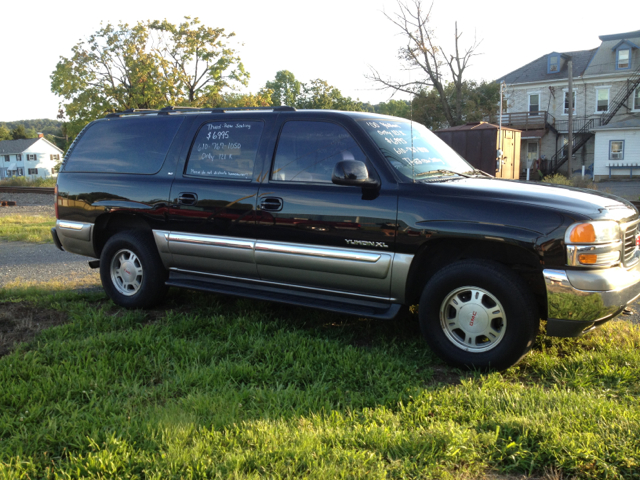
top-left (592, 117), bottom-right (640, 179)
top-left (496, 29), bottom-right (640, 179)
top-left (0, 135), bottom-right (63, 180)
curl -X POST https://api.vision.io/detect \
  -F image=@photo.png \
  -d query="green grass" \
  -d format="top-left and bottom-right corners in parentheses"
top-left (0, 215), bottom-right (55, 243)
top-left (1, 283), bottom-right (640, 479)
top-left (0, 177), bottom-right (56, 187)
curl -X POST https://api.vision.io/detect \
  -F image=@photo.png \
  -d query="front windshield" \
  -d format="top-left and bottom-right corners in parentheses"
top-left (359, 119), bottom-right (473, 181)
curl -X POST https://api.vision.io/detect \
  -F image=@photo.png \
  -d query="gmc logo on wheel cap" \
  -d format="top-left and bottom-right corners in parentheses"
top-left (469, 311), bottom-right (478, 326)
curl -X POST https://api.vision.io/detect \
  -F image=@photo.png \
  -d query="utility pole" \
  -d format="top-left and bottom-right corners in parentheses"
top-left (567, 57), bottom-right (573, 177)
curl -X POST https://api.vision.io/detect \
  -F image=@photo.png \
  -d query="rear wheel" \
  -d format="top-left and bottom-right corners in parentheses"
top-left (100, 231), bottom-right (168, 308)
top-left (419, 260), bottom-right (539, 370)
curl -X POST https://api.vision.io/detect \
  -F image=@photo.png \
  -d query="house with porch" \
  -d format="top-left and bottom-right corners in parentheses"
top-left (495, 30), bottom-right (640, 179)
top-left (0, 135), bottom-right (62, 180)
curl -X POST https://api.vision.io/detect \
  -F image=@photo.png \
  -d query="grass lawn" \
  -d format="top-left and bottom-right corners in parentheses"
top-left (1, 281), bottom-right (639, 479)
top-left (0, 215), bottom-right (55, 243)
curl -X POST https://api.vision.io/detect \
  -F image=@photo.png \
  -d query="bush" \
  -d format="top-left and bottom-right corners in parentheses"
top-left (0, 176), bottom-right (56, 187)
top-left (542, 173), bottom-right (597, 191)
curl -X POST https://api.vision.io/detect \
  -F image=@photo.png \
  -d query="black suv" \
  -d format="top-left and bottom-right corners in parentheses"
top-left (52, 107), bottom-right (640, 370)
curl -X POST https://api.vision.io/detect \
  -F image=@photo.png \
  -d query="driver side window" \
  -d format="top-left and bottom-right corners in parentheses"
top-left (271, 121), bottom-right (366, 183)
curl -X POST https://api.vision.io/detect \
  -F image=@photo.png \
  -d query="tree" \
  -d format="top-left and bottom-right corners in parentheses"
top-left (51, 18), bottom-right (248, 137)
top-left (0, 125), bottom-right (10, 141)
top-left (368, 0), bottom-right (482, 127)
top-left (411, 80), bottom-right (500, 130)
top-left (10, 125), bottom-right (31, 140)
top-left (263, 72), bottom-right (367, 111)
top-left (265, 70), bottom-right (302, 107)
top-left (375, 99), bottom-right (412, 119)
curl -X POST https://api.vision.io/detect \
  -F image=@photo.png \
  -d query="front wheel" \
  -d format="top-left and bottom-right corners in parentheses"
top-left (100, 231), bottom-right (168, 309)
top-left (419, 260), bottom-right (539, 370)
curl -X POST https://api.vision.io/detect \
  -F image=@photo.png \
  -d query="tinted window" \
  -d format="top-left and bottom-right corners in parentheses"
top-left (185, 121), bottom-right (264, 180)
top-left (359, 119), bottom-right (471, 181)
top-left (272, 121), bottom-right (366, 183)
top-left (64, 116), bottom-right (184, 174)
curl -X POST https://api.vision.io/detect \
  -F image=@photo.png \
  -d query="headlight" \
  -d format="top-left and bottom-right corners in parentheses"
top-left (565, 221), bottom-right (621, 267)
top-left (565, 221), bottom-right (620, 244)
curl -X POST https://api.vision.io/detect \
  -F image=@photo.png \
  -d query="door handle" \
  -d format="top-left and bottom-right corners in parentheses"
top-left (260, 197), bottom-right (283, 211)
top-left (178, 192), bottom-right (198, 206)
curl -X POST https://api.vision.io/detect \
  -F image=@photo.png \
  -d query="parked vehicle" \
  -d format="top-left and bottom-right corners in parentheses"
top-left (52, 107), bottom-right (640, 370)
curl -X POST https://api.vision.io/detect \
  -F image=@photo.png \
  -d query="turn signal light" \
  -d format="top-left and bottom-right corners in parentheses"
top-left (578, 254), bottom-right (597, 264)
top-left (570, 223), bottom-right (596, 243)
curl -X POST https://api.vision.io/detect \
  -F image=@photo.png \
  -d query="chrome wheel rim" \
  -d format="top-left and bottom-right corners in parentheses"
top-left (439, 286), bottom-right (507, 352)
top-left (110, 249), bottom-right (143, 296)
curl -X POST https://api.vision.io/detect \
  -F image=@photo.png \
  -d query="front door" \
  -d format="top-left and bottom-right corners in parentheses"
top-left (255, 119), bottom-right (398, 299)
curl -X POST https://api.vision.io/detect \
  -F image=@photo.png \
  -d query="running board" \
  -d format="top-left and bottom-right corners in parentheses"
top-left (166, 270), bottom-right (402, 320)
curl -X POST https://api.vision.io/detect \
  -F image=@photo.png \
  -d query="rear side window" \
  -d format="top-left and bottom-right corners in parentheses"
top-left (271, 121), bottom-right (366, 183)
top-left (185, 121), bottom-right (264, 180)
top-left (64, 116), bottom-right (184, 174)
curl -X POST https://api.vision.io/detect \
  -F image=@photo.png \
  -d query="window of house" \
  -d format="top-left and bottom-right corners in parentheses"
top-left (16, 154), bottom-right (21, 161)
top-left (634, 88), bottom-right (640, 111)
top-left (17, 168), bottom-right (24, 176)
top-left (528, 94), bottom-right (540, 116)
top-left (610, 140), bottom-right (624, 160)
top-left (51, 168), bottom-right (55, 174)
top-left (50, 154), bottom-right (60, 161)
top-left (27, 154), bottom-right (37, 161)
top-left (563, 90), bottom-right (576, 115)
top-left (596, 87), bottom-right (610, 113)
top-left (272, 121), bottom-right (367, 183)
top-left (617, 48), bottom-right (630, 69)
top-left (3, 155), bottom-right (9, 162)
top-left (28, 168), bottom-right (38, 175)
top-left (548, 54), bottom-right (560, 73)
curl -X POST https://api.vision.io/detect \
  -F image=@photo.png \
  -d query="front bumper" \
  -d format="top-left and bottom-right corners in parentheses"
top-left (544, 263), bottom-right (640, 337)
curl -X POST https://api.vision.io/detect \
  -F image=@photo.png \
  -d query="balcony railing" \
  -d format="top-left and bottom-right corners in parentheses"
top-left (554, 116), bottom-right (603, 133)
top-left (487, 111), bottom-right (556, 131)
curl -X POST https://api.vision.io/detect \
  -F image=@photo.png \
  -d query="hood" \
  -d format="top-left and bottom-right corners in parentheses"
top-left (425, 178), bottom-right (638, 222)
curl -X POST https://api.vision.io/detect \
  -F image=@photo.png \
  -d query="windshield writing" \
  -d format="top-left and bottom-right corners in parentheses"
top-left (359, 119), bottom-right (471, 181)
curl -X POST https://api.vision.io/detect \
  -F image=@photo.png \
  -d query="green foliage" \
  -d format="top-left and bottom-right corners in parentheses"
top-left (1, 283), bottom-right (640, 478)
top-left (375, 99), bottom-right (412, 119)
top-left (0, 215), bottom-right (55, 243)
top-left (266, 70), bottom-right (302, 107)
top-left (0, 125), bottom-right (11, 141)
top-left (413, 80), bottom-right (501, 130)
top-left (264, 71), bottom-right (368, 111)
top-left (0, 176), bottom-right (57, 187)
top-left (9, 125), bottom-right (30, 139)
top-left (51, 17), bottom-right (248, 138)
top-left (543, 173), bottom-right (598, 190)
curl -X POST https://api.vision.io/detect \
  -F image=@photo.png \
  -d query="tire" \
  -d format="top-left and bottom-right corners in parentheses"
top-left (418, 260), bottom-right (539, 371)
top-left (99, 231), bottom-right (168, 309)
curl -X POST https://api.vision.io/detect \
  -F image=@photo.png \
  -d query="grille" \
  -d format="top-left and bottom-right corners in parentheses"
top-left (623, 221), bottom-right (639, 267)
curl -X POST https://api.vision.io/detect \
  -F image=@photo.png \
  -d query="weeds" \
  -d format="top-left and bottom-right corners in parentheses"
top-left (0, 281), bottom-right (639, 478)
top-left (0, 215), bottom-right (55, 243)
top-left (0, 177), bottom-right (56, 187)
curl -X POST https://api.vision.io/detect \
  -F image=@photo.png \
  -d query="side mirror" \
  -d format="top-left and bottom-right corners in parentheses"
top-left (331, 160), bottom-right (380, 188)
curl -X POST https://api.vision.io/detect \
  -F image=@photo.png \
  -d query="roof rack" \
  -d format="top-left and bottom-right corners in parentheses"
top-left (105, 105), bottom-right (295, 118)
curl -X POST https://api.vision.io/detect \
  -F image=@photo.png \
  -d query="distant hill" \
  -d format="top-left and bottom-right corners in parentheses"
top-left (0, 119), bottom-right (67, 151)
top-left (0, 119), bottom-right (64, 137)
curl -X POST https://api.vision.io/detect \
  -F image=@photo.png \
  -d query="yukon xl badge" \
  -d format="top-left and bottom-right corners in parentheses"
top-left (345, 239), bottom-right (389, 249)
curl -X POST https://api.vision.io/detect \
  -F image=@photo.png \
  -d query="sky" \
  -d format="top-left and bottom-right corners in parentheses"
top-left (1, 0), bottom-right (639, 122)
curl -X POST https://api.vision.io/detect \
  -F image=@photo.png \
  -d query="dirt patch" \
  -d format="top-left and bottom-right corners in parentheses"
top-left (0, 301), bottom-right (68, 357)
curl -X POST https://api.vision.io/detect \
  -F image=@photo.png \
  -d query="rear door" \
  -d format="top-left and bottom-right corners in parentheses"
top-left (254, 116), bottom-right (399, 299)
top-left (164, 115), bottom-right (272, 278)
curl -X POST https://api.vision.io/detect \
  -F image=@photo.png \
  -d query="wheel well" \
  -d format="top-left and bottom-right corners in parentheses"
top-left (93, 213), bottom-right (153, 259)
top-left (405, 239), bottom-right (548, 319)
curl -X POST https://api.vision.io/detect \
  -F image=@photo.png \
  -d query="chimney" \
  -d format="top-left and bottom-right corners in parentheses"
top-left (38, 132), bottom-right (44, 138)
